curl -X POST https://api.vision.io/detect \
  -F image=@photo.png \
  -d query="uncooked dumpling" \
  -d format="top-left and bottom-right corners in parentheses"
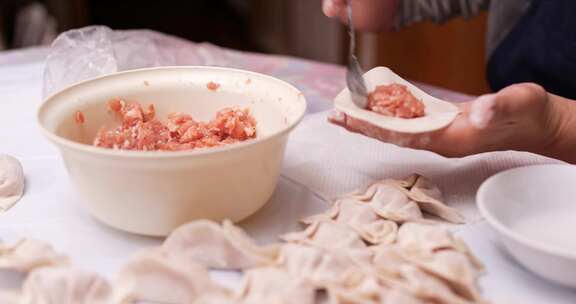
top-left (0, 239), bottom-right (69, 272)
top-left (334, 67), bottom-right (460, 133)
top-left (371, 245), bottom-right (411, 279)
top-left (300, 200), bottom-right (343, 225)
top-left (21, 267), bottom-right (114, 304)
top-left (391, 265), bottom-right (473, 304)
top-left (404, 175), bottom-right (465, 224)
top-left (116, 248), bottom-right (229, 303)
top-left (325, 276), bottom-right (388, 304)
top-left (396, 223), bottom-right (468, 257)
top-left (381, 288), bottom-right (426, 304)
top-left (333, 199), bottom-right (379, 225)
top-left (280, 221), bottom-right (367, 250)
top-left (407, 250), bottom-right (483, 302)
top-left (348, 182), bottom-right (420, 221)
top-left (368, 184), bottom-right (423, 222)
top-left (238, 267), bottom-right (316, 304)
top-left (277, 244), bottom-right (371, 288)
top-left (358, 220), bottom-right (398, 245)
top-left (162, 220), bottom-right (278, 270)
top-left (302, 199), bottom-right (398, 245)
top-left (0, 155), bottom-right (25, 212)
top-left (359, 175), bottom-right (464, 224)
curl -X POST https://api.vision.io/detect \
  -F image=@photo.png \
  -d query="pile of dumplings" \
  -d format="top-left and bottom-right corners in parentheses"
top-left (0, 175), bottom-right (489, 304)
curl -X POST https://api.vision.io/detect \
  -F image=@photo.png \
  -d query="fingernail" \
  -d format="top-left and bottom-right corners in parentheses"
top-left (322, 0), bottom-right (338, 17)
top-left (328, 110), bottom-right (346, 124)
top-left (469, 94), bottom-right (496, 129)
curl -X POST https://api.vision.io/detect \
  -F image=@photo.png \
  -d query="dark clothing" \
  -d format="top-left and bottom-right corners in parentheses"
top-left (396, 0), bottom-right (576, 99)
top-left (487, 0), bottom-right (576, 99)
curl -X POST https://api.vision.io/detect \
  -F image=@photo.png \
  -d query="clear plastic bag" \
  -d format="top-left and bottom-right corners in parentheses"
top-left (42, 26), bottom-right (231, 98)
top-left (42, 25), bottom-right (343, 114)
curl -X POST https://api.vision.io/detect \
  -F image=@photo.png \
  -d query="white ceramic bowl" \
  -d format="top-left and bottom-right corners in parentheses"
top-left (477, 164), bottom-right (576, 288)
top-left (38, 66), bottom-right (306, 236)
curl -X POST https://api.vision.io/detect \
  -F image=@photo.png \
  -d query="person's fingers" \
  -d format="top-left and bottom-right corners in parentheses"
top-left (329, 111), bottom-right (435, 148)
top-left (327, 110), bottom-right (346, 126)
top-left (328, 111), bottom-right (395, 142)
top-left (322, 0), bottom-right (347, 18)
top-left (491, 83), bottom-right (547, 118)
top-left (328, 105), bottom-right (481, 157)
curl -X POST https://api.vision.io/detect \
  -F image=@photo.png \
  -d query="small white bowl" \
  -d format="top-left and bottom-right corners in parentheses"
top-left (38, 66), bottom-right (306, 236)
top-left (477, 164), bottom-right (576, 288)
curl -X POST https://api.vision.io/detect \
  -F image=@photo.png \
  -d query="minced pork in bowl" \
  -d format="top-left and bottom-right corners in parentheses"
top-left (37, 66), bottom-right (307, 236)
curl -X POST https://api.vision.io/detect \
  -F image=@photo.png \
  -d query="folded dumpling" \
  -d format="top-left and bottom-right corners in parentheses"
top-left (116, 248), bottom-right (229, 303)
top-left (21, 267), bottom-right (114, 304)
top-left (162, 220), bottom-right (279, 270)
top-left (280, 221), bottom-right (366, 250)
top-left (404, 175), bottom-right (465, 224)
top-left (0, 239), bottom-right (69, 272)
top-left (302, 199), bottom-right (398, 245)
top-left (325, 276), bottom-right (387, 304)
top-left (396, 223), bottom-right (476, 259)
top-left (407, 250), bottom-right (483, 302)
top-left (389, 265), bottom-right (473, 304)
top-left (238, 267), bottom-right (316, 304)
top-left (369, 184), bottom-right (423, 223)
top-left (277, 244), bottom-right (371, 288)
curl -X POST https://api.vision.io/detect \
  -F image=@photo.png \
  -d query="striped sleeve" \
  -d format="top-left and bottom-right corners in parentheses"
top-left (394, 0), bottom-right (490, 28)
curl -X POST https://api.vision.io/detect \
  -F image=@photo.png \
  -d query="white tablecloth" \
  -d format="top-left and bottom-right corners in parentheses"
top-left (1, 44), bottom-right (575, 303)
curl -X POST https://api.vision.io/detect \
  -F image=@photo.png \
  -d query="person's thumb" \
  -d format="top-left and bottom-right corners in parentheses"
top-left (323, 0), bottom-right (347, 18)
top-left (491, 83), bottom-right (547, 117)
top-left (468, 83), bottom-right (547, 130)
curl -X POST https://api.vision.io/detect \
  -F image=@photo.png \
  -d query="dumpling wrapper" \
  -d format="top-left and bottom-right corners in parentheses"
top-left (0, 155), bottom-right (25, 212)
top-left (406, 250), bottom-right (483, 302)
top-left (326, 278), bottom-right (427, 304)
top-left (238, 267), bottom-right (316, 304)
top-left (389, 265), bottom-right (474, 304)
top-left (334, 67), bottom-right (460, 134)
top-left (162, 220), bottom-right (279, 270)
top-left (358, 175), bottom-right (419, 199)
top-left (345, 181), bottom-right (423, 222)
top-left (301, 199), bottom-right (398, 245)
top-left (325, 276), bottom-right (389, 304)
top-left (21, 267), bottom-right (114, 304)
top-left (368, 184), bottom-right (424, 223)
top-left (116, 248), bottom-right (229, 303)
top-left (280, 221), bottom-right (367, 250)
top-left (371, 245), bottom-right (409, 274)
top-left (357, 175), bottom-right (464, 224)
top-left (277, 244), bottom-right (371, 288)
top-left (0, 239), bottom-right (69, 272)
top-left (404, 175), bottom-right (465, 224)
top-left (396, 222), bottom-right (481, 264)
top-left (372, 243), bottom-right (482, 303)
top-left (380, 289), bottom-right (427, 304)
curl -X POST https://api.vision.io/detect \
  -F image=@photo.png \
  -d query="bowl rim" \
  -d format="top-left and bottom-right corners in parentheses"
top-left (477, 164), bottom-right (576, 260)
top-left (37, 66), bottom-right (307, 159)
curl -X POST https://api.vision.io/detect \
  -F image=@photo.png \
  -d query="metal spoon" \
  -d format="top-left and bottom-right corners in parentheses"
top-left (345, 1), bottom-right (368, 109)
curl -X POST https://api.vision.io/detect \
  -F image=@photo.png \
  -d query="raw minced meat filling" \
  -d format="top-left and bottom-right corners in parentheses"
top-left (91, 99), bottom-right (256, 151)
top-left (367, 84), bottom-right (425, 119)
